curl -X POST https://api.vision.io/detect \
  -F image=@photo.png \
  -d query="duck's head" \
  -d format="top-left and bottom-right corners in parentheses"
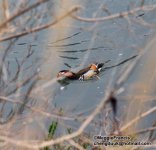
top-left (57, 70), bottom-right (76, 80)
top-left (90, 63), bottom-right (104, 72)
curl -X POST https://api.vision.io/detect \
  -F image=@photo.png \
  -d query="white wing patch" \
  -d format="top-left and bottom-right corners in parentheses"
top-left (80, 70), bottom-right (96, 80)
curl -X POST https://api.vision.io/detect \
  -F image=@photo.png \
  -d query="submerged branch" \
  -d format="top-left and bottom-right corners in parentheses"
top-left (103, 55), bottom-right (138, 70)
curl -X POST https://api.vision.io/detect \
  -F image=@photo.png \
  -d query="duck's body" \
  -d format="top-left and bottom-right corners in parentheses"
top-left (57, 63), bottom-right (104, 81)
top-left (79, 63), bottom-right (104, 80)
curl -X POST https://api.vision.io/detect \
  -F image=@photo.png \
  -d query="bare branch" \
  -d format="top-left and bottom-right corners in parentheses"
top-left (71, 5), bottom-right (156, 22)
top-left (120, 106), bottom-right (156, 132)
top-left (0, 0), bottom-right (49, 30)
top-left (0, 96), bottom-right (75, 121)
top-left (68, 139), bottom-right (85, 150)
top-left (0, 6), bottom-right (80, 42)
top-left (130, 126), bottom-right (156, 135)
top-left (6, 71), bottom-right (38, 96)
top-left (0, 91), bottom-right (112, 149)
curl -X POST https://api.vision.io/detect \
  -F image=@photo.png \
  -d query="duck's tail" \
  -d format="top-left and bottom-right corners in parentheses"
top-left (97, 63), bottom-right (104, 69)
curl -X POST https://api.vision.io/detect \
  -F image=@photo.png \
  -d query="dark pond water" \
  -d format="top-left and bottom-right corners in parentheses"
top-left (0, 0), bottom-right (156, 148)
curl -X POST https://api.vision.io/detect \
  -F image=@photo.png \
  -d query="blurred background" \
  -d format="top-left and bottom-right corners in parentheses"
top-left (0, 0), bottom-right (156, 149)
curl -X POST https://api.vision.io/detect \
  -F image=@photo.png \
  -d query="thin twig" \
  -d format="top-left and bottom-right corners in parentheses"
top-left (0, 91), bottom-right (111, 149)
top-left (68, 139), bottom-right (85, 150)
top-left (0, 0), bottom-right (49, 30)
top-left (71, 5), bottom-right (156, 22)
top-left (0, 96), bottom-right (75, 121)
top-left (130, 126), bottom-right (156, 135)
top-left (120, 106), bottom-right (156, 132)
top-left (0, 6), bottom-right (80, 42)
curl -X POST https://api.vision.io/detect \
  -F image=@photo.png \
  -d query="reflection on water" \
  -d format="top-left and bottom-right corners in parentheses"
top-left (57, 79), bottom-right (70, 86)
top-left (58, 46), bottom-right (111, 53)
top-left (59, 55), bottom-right (79, 60)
